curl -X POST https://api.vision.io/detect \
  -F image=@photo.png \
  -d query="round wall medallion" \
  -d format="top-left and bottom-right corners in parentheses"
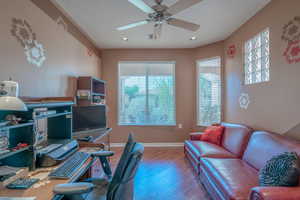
top-left (239, 93), bottom-right (250, 109)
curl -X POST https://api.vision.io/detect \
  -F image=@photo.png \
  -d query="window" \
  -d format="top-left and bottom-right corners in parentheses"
top-left (118, 61), bottom-right (175, 126)
top-left (197, 57), bottom-right (221, 126)
top-left (244, 28), bottom-right (270, 85)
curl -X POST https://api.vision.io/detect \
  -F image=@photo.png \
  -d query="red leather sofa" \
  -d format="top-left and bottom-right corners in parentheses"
top-left (184, 122), bottom-right (253, 175)
top-left (184, 123), bottom-right (300, 200)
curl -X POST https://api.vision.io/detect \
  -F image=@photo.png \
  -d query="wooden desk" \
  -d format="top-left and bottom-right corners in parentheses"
top-left (0, 148), bottom-right (99, 200)
top-left (74, 128), bottom-right (112, 150)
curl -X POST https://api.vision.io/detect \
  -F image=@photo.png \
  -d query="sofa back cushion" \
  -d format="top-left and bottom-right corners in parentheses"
top-left (243, 131), bottom-right (300, 170)
top-left (221, 122), bottom-right (253, 157)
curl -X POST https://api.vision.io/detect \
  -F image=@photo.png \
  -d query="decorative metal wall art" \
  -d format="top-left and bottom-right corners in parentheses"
top-left (227, 44), bottom-right (236, 58)
top-left (11, 18), bottom-right (36, 48)
top-left (282, 16), bottom-right (300, 64)
top-left (11, 18), bottom-right (46, 67)
top-left (24, 40), bottom-right (46, 67)
top-left (282, 17), bottom-right (300, 43)
top-left (87, 48), bottom-right (94, 57)
top-left (239, 93), bottom-right (250, 110)
top-left (283, 40), bottom-right (300, 64)
top-left (56, 16), bottom-right (68, 31)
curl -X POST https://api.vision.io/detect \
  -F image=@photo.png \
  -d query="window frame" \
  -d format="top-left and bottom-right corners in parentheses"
top-left (196, 56), bottom-right (222, 127)
top-left (118, 61), bottom-right (176, 126)
top-left (243, 28), bottom-right (270, 85)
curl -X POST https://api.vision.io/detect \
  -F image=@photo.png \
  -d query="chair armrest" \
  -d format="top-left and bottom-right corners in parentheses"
top-left (189, 132), bottom-right (204, 140)
top-left (250, 186), bottom-right (300, 200)
top-left (91, 150), bottom-right (115, 157)
top-left (53, 182), bottom-right (94, 195)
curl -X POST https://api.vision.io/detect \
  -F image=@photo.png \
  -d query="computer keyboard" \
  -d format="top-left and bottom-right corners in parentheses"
top-left (48, 140), bottom-right (78, 159)
top-left (37, 144), bottom-right (62, 155)
top-left (48, 151), bottom-right (90, 179)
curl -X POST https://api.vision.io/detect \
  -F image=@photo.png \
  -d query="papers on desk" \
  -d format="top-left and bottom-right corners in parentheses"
top-left (0, 198), bottom-right (36, 200)
top-left (0, 166), bottom-right (20, 176)
top-left (0, 166), bottom-right (29, 188)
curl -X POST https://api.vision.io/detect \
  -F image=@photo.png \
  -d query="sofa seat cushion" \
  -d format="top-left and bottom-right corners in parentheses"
top-left (184, 140), bottom-right (237, 161)
top-left (200, 158), bottom-right (258, 200)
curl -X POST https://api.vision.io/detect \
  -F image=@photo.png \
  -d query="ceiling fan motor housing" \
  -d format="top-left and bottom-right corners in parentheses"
top-left (149, 4), bottom-right (170, 23)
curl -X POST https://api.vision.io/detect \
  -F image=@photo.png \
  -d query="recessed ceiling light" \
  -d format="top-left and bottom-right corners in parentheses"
top-left (122, 37), bottom-right (128, 41)
top-left (190, 36), bottom-right (197, 41)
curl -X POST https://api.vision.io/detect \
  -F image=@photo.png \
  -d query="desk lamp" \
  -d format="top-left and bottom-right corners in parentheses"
top-left (0, 79), bottom-right (27, 111)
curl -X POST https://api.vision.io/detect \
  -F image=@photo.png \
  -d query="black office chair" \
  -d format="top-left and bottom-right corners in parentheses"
top-left (53, 134), bottom-right (144, 200)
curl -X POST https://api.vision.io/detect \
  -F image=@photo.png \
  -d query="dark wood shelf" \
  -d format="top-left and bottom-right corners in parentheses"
top-left (92, 92), bottom-right (105, 97)
top-left (0, 146), bottom-right (31, 160)
top-left (77, 76), bottom-right (106, 106)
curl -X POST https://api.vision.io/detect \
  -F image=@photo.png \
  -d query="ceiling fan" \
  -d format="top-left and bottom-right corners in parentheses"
top-left (117, 0), bottom-right (202, 40)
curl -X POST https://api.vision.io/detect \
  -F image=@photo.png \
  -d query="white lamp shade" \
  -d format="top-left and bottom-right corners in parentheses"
top-left (0, 96), bottom-right (28, 111)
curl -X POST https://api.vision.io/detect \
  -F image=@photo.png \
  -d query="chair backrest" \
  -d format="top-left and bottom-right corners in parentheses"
top-left (106, 134), bottom-right (144, 200)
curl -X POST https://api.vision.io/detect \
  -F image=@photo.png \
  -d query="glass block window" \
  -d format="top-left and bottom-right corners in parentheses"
top-left (197, 57), bottom-right (221, 126)
top-left (118, 61), bottom-right (176, 126)
top-left (244, 28), bottom-right (270, 85)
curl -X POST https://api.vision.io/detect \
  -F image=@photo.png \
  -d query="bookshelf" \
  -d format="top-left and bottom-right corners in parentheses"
top-left (0, 100), bottom-right (74, 170)
top-left (77, 76), bottom-right (106, 106)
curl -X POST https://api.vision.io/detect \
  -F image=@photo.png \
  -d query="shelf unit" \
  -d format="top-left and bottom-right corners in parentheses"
top-left (77, 76), bottom-right (106, 106)
top-left (0, 122), bottom-right (34, 130)
top-left (0, 146), bottom-right (31, 160)
top-left (0, 101), bottom-right (74, 170)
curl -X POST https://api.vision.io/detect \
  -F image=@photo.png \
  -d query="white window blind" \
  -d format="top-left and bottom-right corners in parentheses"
top-left (197, 57), bottom-right (221, 126)
top-left (244, 28), bottom-right (270, 84)
top-left (118, 61), bottom-right (176, 126)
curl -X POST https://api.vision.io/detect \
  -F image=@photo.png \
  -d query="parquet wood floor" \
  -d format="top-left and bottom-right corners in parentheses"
top-left (108, 147), bottom-right (211, 200)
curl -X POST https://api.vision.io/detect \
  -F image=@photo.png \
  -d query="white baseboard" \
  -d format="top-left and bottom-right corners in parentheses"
top-left (110, 143), bottom-right (184, 148)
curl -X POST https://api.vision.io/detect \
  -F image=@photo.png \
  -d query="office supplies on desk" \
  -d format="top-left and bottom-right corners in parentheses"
top-left (37, 140), bottom-right (79, 167)
top-left (6, 178), bottom-right (39, 189)
top-left (0, 166), bottom-right (28, 188)
top-left (48, 151), bottom-right (90, 179)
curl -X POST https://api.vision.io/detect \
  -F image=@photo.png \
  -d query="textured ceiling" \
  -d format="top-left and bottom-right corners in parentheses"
top-left (53, 0), bottom-right (271, 49)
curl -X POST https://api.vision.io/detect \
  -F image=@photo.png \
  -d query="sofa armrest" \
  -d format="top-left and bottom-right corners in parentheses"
top-left (189, 132), bottom-right (204, 140)
top-left (250, 186), bottom-right (300, 200)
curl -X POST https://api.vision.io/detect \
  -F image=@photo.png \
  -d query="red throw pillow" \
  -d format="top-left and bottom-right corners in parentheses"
top-left (200, 125), bottom-right (225, 146)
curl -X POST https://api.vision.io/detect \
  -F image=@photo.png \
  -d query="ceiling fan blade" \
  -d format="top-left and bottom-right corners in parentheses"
top-left (117, 20), bottom-right (149, 31)
top-left (166, 0), bottom-right (203, 15)
top-left (128, 0), bottom-right (155, 13)
top-left (167, 18), bottom-right (200, 32)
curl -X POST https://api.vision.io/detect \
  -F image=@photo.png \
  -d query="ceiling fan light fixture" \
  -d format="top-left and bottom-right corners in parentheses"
top-left (118, 0), bottom-right (202, 38)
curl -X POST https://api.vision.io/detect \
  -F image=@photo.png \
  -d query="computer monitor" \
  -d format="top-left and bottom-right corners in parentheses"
top-left (72, 105), bottom-right (106, 132)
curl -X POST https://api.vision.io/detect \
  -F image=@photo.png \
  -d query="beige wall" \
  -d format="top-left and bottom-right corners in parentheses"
top-left (3, 0), bottom-right (299, 142)
top-left (224, 0), bottom-right (300, 136)
top-left (0, 0), bottom-right (101, 97)
top-left (102, 45), bottom-right (224, 143)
